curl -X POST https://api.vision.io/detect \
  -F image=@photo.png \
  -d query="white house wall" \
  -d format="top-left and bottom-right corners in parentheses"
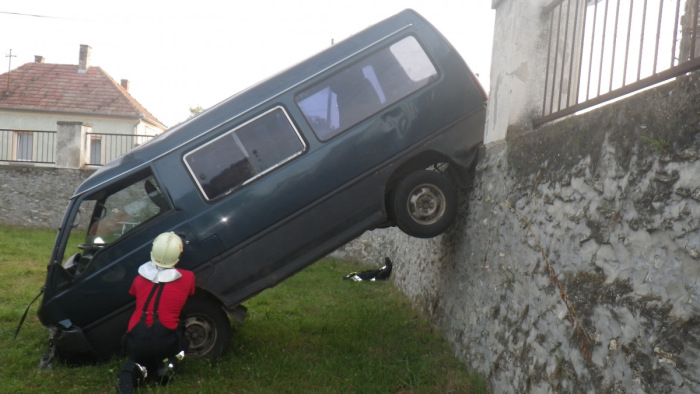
top-left (137, 121), bottom-right (166, 137)
top-left (0, 109), bottom-right (142, 134)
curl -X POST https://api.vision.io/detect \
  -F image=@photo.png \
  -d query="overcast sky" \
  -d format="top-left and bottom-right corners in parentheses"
top-left (1, 0), bottom-right (495, 127)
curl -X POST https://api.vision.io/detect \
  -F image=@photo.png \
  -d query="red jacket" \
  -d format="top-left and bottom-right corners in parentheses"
top-left (127, 269), bottom-right (195, 331)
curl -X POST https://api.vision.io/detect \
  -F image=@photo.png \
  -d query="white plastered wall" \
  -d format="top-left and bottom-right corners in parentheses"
top-left (484, 0), bottom-right (550, 144)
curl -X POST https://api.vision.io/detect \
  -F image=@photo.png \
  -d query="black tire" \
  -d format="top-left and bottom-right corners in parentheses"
top-left (180, 296), bottom-right (231, 359)
top-left (390, 170), bottom-right (458, 238)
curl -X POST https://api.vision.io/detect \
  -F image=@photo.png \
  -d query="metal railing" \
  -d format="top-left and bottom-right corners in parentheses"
top-left (536, 0), bottom-right (700, 126)
top-left (86, 132), bottom-right (155, 166)
top-left (0, 129), bottom-right (56, 164)
top-left (0, 130), bottom-right (156, 166)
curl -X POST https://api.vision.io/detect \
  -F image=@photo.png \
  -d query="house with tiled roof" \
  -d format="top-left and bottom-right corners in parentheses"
top-left (0, 44), bottom-right (166, 167)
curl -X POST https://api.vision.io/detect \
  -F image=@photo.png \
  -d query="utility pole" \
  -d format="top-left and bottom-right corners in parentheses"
top-left (5, 48), bottom-right (17, 92)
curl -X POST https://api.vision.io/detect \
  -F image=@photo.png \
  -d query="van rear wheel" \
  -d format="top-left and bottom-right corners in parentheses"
top-left (180, 296), bottom-right (231, 359)
top-left (391, 170), bottom-right (457, 238)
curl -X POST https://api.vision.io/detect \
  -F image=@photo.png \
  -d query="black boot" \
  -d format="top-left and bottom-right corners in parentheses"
top-left (156, 359), bottom-right (175, 386)
top-left (156, 351), bottom-right (185, 386)
top-left (116, 360), bottom-right (135, 394)
top-left (116, 360), bottom-right (148, 393)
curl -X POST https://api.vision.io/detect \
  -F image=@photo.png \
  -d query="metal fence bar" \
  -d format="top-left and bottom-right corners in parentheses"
top-left (0, 130), bottom-right (155, 166)
top-left (585, 0), bottom-right (599, 101)
top-left (637, 0), bottom-right (648, 82)
top-left (35, 131), bottom-right (54, 163)
top-left (557, 0), bottom-right (571, 111)
top-left (609, 0), bottom-right (622, 92)
top-left (0, 129), bottom-right (56, 164)
top-left (622, 0), bottom-right (634, 86)
top-left (536, 0), bottom-right (700, 127)
top-left (576, 0), bottom-right (589, 105)
top-left (86, 132), bottom-right (155, 166)
top-left (560, 0), bottom-right (576, 109)
top-left (672, 0), bottom-right (683, 67)
top-left (0, 130), bottom-right (10, 161)
top-left (692, 0), bottom-right (699, 58)
top-left (551, 4), bottom-right (564, 113)
top-left (597, 0), bottom-right (610, 96)
top-left (653, 0), bottom-right (664, 74)
top-left (567, 0), bottom-right (583, 107)
top-left (543, 10), bottom-right (555, 116)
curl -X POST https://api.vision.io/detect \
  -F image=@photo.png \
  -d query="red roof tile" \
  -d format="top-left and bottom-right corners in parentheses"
top-left (0, 62), bottom-right (166, 128)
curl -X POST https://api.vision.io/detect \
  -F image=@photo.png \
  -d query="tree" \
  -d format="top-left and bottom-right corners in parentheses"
top-left (189, 105), bottom-right (204, 118)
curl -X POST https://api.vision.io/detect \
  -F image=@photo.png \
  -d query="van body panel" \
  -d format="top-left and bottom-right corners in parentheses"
top-left (70, 10), bottom-right (470, 199)
top-left (37, 9), bottom-right (487, 362)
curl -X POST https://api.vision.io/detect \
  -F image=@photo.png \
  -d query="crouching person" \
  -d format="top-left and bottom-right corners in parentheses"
top-left (117, 232), bottom-right (195, 393)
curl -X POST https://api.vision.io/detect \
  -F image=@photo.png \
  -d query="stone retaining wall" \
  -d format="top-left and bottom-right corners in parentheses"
top-left (334, 72), bottom-right (700, 392)
top-left (0, 166), bottom-right (93, 229)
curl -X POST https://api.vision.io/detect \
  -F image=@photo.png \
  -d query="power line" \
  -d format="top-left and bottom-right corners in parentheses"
top-left (0, 10), bottom-right (77, 20)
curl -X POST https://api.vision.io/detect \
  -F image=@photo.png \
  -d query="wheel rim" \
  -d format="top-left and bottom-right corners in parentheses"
top-left (184, 315), bottom-right (217, 357)
top-left (406, 183), bottom-right (446, 225)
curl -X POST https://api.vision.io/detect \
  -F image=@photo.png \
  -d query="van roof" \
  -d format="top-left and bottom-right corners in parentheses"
top-left (74, 9), bottom-right (434, 197)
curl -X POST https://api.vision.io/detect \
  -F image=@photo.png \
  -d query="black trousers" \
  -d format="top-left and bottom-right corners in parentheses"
top-left (122, 323), bottom-right (186, 373)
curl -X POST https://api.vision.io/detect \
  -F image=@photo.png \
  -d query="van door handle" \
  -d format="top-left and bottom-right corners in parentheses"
top-left (381, 107), bottom-right (407, 133)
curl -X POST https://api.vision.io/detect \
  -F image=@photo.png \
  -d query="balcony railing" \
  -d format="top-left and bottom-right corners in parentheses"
top-left (0, 129), bottom-right (56, 164)
top-left (536, 0), bottom-right (700, 126)
top-left (0, 129), bottom-right (155, 166)
top-left (86, 132), bottom-right (155, 166)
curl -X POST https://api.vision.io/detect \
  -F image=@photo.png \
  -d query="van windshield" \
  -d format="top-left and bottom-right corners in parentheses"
top-left (61, 173), bottom-right (169, 269)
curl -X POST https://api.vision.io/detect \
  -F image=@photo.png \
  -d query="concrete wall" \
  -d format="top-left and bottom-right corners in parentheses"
top-left (484, 0), bottom-right (549, 144)
top-left (334, 71), bottom-right (700, 392)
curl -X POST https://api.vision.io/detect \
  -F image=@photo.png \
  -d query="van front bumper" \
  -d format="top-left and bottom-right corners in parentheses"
top-left (47, 322), bottom-right (101, 363)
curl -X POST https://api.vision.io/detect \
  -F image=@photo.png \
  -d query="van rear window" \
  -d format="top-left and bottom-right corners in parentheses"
top-left (295, 35), bottom-right (438, 141)
top-left (184, 107), bottom-right (306, 200)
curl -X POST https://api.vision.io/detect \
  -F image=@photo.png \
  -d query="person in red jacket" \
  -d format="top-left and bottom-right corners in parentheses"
top-left (117, 232), bottom-right (195, 393)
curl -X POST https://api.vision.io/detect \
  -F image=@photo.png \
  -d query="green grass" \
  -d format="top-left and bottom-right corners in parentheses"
top-left (1, 225), bottom-right (487, 393)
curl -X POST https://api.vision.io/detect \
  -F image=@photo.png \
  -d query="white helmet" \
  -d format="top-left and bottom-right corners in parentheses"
top-left (150, 232), bottom-right (183, 269)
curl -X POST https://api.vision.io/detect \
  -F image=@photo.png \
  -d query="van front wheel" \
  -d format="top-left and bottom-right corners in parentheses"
top-left (391, 170), bottom-right (457, 238)
top-left (180, 296), bottom-right (232, 359)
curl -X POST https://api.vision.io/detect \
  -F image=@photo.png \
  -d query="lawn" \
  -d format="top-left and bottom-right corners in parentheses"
top-left (0, 225), bottom-right (487, 393)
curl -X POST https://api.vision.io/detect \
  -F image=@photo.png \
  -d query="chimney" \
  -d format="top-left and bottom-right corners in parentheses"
top-left (78, 44), bottom-right (91, 73)
top-left (34, 56), bottom-right (45, 64)
top-left (120, 79), bottom-right (130, 91)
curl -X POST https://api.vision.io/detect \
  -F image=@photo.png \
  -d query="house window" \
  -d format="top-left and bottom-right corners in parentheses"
top-left (15, 132), bottom-right (33, 161)
top-left (90, 135), bottom-right (103, 165)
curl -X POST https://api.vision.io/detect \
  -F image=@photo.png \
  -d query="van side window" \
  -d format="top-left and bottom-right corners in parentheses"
top-left (184, 107), bottom-right (306, 200)
top-left (295, 35), bottom-right (438, 141)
